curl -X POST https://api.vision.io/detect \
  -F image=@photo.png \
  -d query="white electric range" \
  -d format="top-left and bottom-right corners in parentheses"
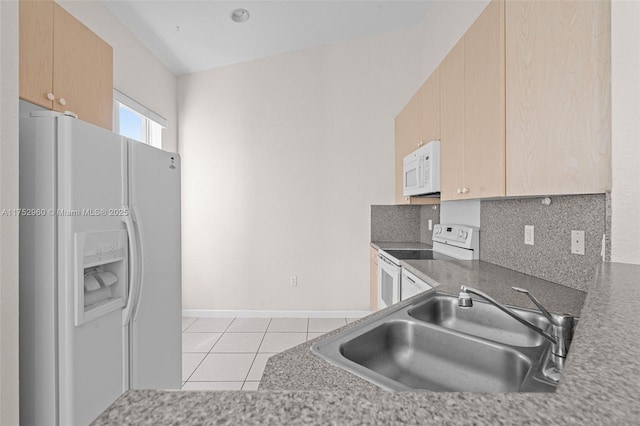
top-left (377, 224), bottom-right (480, 308)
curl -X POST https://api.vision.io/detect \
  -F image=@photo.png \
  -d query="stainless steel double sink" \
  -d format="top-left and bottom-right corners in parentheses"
top-left (311, 291), bottom-right (571, 392)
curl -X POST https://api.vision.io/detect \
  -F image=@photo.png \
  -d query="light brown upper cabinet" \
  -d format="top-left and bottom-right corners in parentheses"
top-left (394, 69), bottom-right (440, 205)
top-left (418, 70), bottom-right (441, 149)
top-left (506, 0), bottom-right (611, 196)
top-left (440, 0), bottom-right (505, 201)
top-left (19, 0), bottom-right (113, 130)
top-left (440, 39), bottom-right (465, 201)
top-left (19, 0), bottom-right (54, 109)
top-left (463, 0), bottom-right (505, 199)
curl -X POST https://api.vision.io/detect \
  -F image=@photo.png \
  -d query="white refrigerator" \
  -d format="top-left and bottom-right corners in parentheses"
top-left (19, 112), bottom-right (182, 426)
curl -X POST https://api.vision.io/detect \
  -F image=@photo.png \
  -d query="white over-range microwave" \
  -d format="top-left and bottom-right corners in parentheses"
top-left (402, 140), bottom-right (440, 197)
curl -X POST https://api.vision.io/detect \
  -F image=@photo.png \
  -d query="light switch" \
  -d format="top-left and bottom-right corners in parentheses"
top-left (525, 225), bottom-right (534, 245)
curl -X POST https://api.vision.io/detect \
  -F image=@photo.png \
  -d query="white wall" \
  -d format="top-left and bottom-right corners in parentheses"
top-left (56, 1), bottom-right (178, 152)
top-left (179, 1), bottom-right (492, 311)
top-left (0, 1), bottom-right (20, 424)
top-left (611, 0), bottom-right (640, 265)
top-left (179, 27), bottom-right (424, 311)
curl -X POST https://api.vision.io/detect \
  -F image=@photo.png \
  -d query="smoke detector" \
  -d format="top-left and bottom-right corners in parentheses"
top-left (230, 8), bottom-right (250, 23)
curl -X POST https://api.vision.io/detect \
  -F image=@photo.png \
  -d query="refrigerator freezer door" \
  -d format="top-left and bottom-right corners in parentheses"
top-left (128, 141), bottom-right (182, 390)
top-left (56, 117), bottom-right (128, 425)
top-left (19, 113), bottom-right (59, 426)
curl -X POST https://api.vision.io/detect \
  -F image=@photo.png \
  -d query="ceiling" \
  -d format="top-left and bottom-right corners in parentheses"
top-left (100, 1), bottom-right (432, 76)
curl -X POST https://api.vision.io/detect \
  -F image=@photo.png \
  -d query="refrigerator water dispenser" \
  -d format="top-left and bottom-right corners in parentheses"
top-left (75, 230), bottom-right (128, 326)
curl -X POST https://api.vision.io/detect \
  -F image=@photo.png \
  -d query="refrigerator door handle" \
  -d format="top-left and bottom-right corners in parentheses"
top-left (131, 205), bottom-right (145, 322)
top-left (122, 206), bottom-right (139, 326)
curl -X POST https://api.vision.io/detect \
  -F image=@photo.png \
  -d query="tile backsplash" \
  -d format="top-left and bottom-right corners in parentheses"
top-left (480, 194), bottom-right (607, 292)
top-left (371, 205), bottom-right (440, 245)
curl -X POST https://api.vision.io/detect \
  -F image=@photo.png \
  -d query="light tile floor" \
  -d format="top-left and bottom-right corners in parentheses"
top-left (181, 317), bottom-right (359, 391)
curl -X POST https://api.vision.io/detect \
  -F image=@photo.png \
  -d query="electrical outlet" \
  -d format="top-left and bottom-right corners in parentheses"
top-left (428, 220), bottom-right (433, 231)
top-left (290, 276), bottom-right (298, 286)
top-left (571, 230), bottom-right (585, 255)
top-left (524, 225), bottom-right (534, 245)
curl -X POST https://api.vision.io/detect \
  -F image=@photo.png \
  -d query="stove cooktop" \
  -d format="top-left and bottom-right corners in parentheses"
top-left (381, 249), bottom-right (455, 262)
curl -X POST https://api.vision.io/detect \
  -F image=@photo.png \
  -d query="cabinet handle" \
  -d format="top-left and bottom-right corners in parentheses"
top-left (462, 187), bottom-right (469, 194)
top-left (59, 98), bottom-right (67, 106)
top-left (46, 93), bottom-right (55, 101)
top-left (457, 188), bottom-right (462, 194)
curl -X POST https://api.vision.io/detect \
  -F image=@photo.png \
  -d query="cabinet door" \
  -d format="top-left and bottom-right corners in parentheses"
top-left (53, 4), bottom-right (113, 130)
top-left (394, 91), bottom-right (422, 204)
top-left (19, 0), bottom-right (54, 109)
top-left (506, 0), bottom-right (611, 196)
top-left (439, 38), bottom-right (465, 201)
top-left (419, 68), bottom-right (440, 144)
top-left (464, 0), bottom-right (505, 199)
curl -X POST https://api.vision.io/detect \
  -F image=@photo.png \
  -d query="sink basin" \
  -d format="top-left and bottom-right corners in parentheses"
top-left (408, 294), bottom-right (550, 347)
top-left (340, 320), bottom-right (532, 392)
top-left (311, 291), bottom-right (564, 393)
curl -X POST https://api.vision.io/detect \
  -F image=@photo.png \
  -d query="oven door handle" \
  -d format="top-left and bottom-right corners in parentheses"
top-left (378, 254), bottom-right (397, 267)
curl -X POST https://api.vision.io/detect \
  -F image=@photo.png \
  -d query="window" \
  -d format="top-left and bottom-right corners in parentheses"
top-left (113, 89), bottom-right (167, 150)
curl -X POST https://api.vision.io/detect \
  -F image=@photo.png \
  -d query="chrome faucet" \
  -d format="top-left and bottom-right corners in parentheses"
top-left (458, 285), bottom-right (575, 382)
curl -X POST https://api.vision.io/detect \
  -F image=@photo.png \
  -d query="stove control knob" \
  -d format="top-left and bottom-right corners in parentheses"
top-left (458, 230), bottom-right (468, 239)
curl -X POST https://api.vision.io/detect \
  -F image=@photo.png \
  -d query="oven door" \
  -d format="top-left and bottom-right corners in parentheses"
top-left (377, 254), bottom-right (400, 308)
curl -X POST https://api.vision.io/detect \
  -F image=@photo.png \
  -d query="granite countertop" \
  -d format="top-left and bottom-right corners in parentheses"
top-left (93, 261), bottom-right (640, 425)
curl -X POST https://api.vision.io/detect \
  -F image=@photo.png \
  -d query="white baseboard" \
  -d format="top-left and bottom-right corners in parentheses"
top-left (182, 309), bottom-right (373, 319)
